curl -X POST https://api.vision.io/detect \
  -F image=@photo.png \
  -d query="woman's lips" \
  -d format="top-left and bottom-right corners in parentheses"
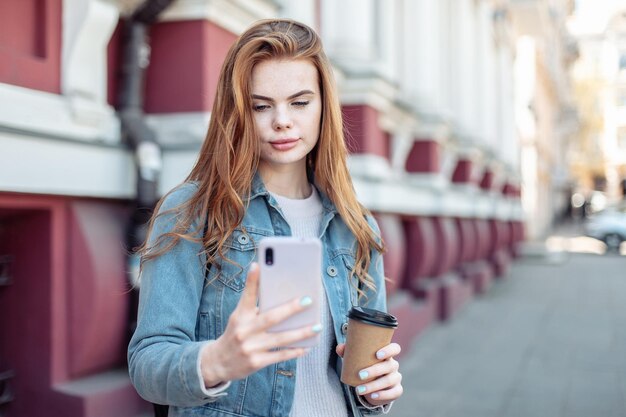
top-left (269, 138), bottom-right (299, 151)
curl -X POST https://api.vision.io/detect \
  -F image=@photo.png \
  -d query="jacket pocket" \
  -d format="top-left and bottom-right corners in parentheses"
top-left (212, 228), bottom-right (268, 292)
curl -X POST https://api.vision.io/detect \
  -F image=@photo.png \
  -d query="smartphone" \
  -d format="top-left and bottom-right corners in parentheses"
top-left (258, 236), bottom-right (322, 348)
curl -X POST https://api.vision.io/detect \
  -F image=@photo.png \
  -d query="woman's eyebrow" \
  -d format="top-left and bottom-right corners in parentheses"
top-left (252, 89), bottom-right (315, 102)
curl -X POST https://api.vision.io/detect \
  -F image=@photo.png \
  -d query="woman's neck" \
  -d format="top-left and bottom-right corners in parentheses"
top-left (258, 163), bottom-right (311, 199)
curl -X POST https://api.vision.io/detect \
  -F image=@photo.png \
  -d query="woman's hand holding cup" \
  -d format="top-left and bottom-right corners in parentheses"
top-left (336, 342), bottom-right (403, 405)
top-left (337, 306), bottom-right (402, 406)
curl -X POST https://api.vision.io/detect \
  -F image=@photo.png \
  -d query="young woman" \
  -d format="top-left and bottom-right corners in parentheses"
top-left (128, 19), bottom-right (403, 417)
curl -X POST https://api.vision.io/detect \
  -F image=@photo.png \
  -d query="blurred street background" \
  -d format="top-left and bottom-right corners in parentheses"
top-left (389, 224), bottom-right (626, 417)
top-left (1, 0), bottom-right (626, 416)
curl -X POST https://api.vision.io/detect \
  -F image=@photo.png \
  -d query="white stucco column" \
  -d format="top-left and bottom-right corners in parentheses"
top-left (497, 40), bottom-right (516, 166)
top-left (401, 0), bottom-right (440, 116)
top-left (501, 45), bottom-right (518, 170)
top-left (439, 0), bottom-right (455, 124)
top-left (322, 0), bottom-right (397, 80)
top-left (276, 0), bottom-right (317, 29)
top-left (478, 1), bottom-right (498, 149)
top-left (322, 0), bottom-right (377, 69)
top-left (455, 0), bottom-right (478, 136)
top-left (62, 0), bottom-right (120, 142)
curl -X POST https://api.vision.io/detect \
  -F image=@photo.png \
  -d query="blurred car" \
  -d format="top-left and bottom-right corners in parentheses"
top-left (584, 204), bottom-right (626, 251)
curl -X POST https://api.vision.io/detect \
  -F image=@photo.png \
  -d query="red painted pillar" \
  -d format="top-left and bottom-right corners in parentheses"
top-left (0, 195), bottom-right (147, 417)
top-left (341, 105), bottom-right (391, 157)
top-left (430, 217), bottom-right (472, 320)
top-left (405, 140), bottom-right (440, 173)
top-left (145, 20), bottom-right (236, 113)
top-left (375, 214), bottom-right (405, 297)
top-left (402, 217), bottom-right (438, 329)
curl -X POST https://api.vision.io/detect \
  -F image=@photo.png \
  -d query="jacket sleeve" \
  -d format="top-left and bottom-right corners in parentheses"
top-left (127, 184), bottom-right (227, 406)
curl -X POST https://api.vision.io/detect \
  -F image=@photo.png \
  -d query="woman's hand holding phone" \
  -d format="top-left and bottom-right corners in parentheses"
top-left (200, 263), bottom-right (321, 388)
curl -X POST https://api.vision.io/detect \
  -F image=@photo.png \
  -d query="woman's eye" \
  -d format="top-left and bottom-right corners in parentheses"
top-left (253, 104), bottom-right (270, 112)
top-left (292, 101), bottom-right (309, 108)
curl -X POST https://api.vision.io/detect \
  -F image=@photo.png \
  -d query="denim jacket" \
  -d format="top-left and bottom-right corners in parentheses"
top-left (128, 174), bottom-right (388, 417)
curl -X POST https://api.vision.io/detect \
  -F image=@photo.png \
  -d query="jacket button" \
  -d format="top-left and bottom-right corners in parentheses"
top-left (341, 322), bottom-right (348, 335)
top-left (238, 234), bottom-right (249, 244)
top-left (327, 266), bottom-right (338, 277)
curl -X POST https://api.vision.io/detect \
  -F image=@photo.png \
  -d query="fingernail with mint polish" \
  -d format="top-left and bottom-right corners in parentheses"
top-left (357, 385), bottom-right (367, 394)
top-left (358, 370), bottom-right (369, 380)
top-left (311, 324), bottom-right (323, 333)
top-left (300, 296), bottom-right (313, 306)
top-left (376, 350), bottom-right (386, 359)
top-left (370, 393), bottom-right (380, 400)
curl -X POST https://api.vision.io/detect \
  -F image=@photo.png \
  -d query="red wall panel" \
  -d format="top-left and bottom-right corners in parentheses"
top-left (145, 20), bottom-right (236, 113)
top-left (342, 105), bottom-right (390, 158)
top-left (0, 0), bottom-right (61, 93)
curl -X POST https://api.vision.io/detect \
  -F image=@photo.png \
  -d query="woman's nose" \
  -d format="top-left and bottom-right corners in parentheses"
top-left (272, 107), bottom-right (293, 130)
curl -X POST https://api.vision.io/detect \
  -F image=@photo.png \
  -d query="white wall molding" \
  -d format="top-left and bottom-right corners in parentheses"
top-left (353, 174), bottom-right (523, 220)
top-left (338, 76), bottom-right (398, 114)
top-left (347, 154), bottom-right (393, 182)
top-left (0, 131), bottom-right (200, 199)
top-left (404, 173), bottom-right (449, 192)
top-left (145, 112), bottom-right (211, 147)
top-left (159, 0), bottom-right (278, 33)
top-left (413, 121), bottom-right (451, 143)
top-left (0, 132), bottom-right (134, 198)
top-left (0, 83), bottom-right (120, 143)
top-left (353, 177), bottom-right (439, 216)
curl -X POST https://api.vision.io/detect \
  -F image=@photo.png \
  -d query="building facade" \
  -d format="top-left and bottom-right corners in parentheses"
top-left (510, 0), bottom-right (580, 238)
top-left (0, 1), bottom-right (542, 415)
top-left (568, 0), bottom-right (626, 206)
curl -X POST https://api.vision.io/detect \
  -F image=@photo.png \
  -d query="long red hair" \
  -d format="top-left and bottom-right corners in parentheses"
top-left (139, 19), bottom-right (384, 294)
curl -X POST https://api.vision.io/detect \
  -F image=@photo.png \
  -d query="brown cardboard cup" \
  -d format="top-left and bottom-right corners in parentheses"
top-left (340, 307), bottom-right (398, 387)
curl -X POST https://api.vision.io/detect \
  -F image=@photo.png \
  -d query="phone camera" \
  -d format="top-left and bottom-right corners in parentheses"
top-left (265, 247), bottom-right (274, 265)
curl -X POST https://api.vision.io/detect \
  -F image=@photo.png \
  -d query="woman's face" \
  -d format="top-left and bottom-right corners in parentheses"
top-left (251, 59), bottom-right (322, 175)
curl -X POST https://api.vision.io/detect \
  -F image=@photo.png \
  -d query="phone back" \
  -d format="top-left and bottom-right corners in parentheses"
top-left (258, 237), bottom-right (322, 348)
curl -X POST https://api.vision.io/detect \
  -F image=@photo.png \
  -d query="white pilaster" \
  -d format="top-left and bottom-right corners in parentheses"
top-left (478, 2), bottom-right (498, 149)
top-left (377, 0), bottom-right (399, 82)
top-left (62, 0), bottom-right (120, 142)
top-left (323, 0), bottom-right (376, 67)
top-left (439, 0), bottom-right (455, 125)
top-left (401, 0), bottom-right (440, 116)
top-left (456, 0), bottom-right (478, 137)
top-left (276, 0), bottom-right (317, 29)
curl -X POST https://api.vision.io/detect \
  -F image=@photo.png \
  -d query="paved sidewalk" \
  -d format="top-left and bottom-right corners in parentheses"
top-left (389, 252), bottom-right (626, 417)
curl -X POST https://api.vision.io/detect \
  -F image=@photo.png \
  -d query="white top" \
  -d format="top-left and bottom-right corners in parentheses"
top-left (271, 188), bottom-right (349, 417)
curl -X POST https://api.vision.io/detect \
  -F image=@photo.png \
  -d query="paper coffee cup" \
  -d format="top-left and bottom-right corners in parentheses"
top-left (340, 306), bottom-right (398, 387)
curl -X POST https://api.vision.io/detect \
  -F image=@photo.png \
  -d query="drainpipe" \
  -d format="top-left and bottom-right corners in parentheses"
top-left (117, 0), bottom-right (174, 338)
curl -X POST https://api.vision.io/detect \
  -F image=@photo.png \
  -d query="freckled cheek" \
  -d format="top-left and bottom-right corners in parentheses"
top-left (253, 116), bottom-right (272, 138)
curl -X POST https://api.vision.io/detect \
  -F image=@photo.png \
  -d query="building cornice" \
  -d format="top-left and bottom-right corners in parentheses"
top-left (158, 0), bottom-right (279, 34)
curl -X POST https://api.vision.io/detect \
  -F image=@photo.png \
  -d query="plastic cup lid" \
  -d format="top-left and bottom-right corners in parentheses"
top-left (348, 306), bottom-right (398, 329)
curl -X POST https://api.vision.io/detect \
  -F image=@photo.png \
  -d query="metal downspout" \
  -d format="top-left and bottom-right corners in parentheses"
top-left (117, 0), bottom-right (174, 339)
